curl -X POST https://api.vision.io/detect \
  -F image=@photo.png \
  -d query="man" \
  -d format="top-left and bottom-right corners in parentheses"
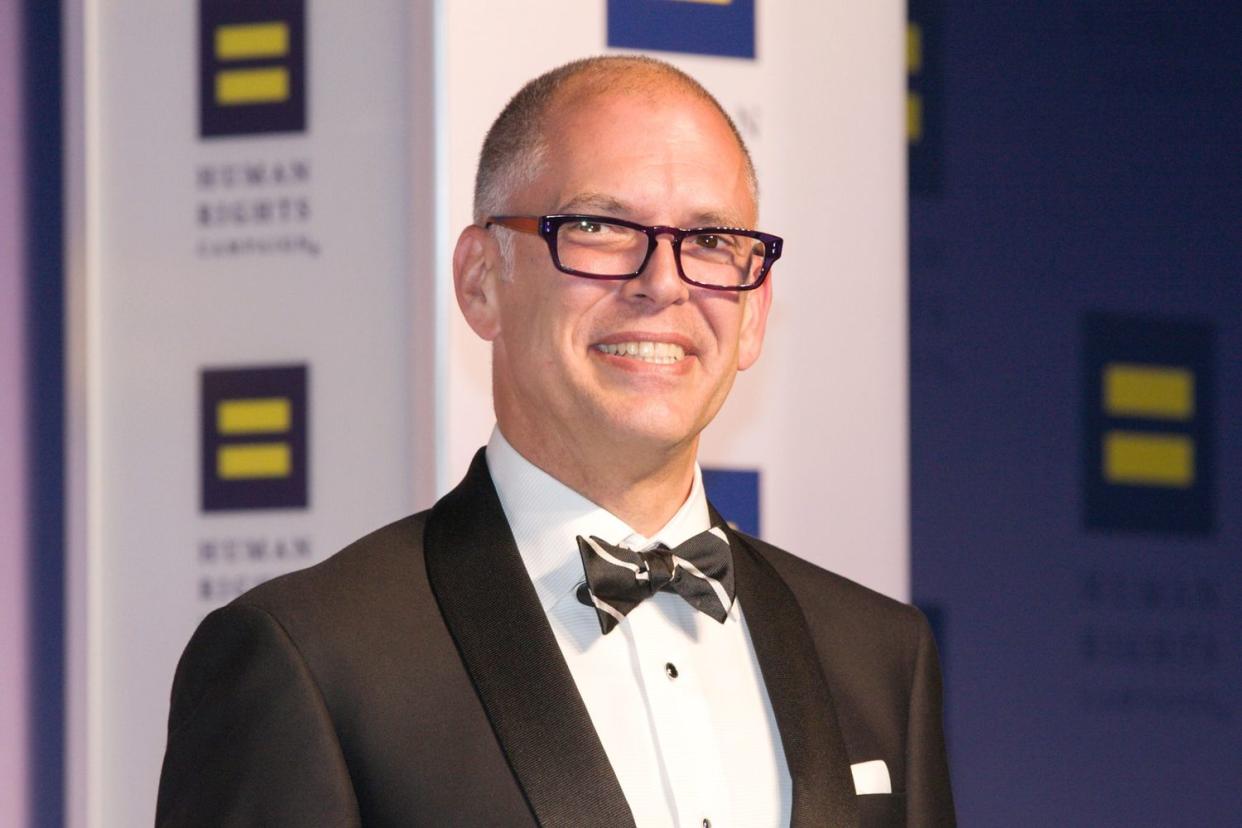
top-left (157, 56), bottom-right (954, 827)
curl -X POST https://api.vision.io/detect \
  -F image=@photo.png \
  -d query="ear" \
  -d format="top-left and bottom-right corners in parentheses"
top-left (453, 224), bottom-right (502, 341)
top-left (736, 274), bottom-right (772, 371)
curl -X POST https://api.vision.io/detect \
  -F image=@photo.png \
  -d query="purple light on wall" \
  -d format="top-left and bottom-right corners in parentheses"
top-left (0, 0), bottom-right (30, 825)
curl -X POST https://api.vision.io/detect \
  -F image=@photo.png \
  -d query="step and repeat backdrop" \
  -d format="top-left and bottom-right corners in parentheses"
top-left (64, 3), bottom-right (433, 825)
top-left (59, 1), bottom-right (906, 825)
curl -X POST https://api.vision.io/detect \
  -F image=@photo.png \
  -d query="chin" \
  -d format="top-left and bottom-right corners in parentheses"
top-left (598, 409), bottom-right (702, 453)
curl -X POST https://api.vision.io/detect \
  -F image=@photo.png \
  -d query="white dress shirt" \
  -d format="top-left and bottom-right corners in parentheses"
top-left (487, 428), bottom-right (792, 828)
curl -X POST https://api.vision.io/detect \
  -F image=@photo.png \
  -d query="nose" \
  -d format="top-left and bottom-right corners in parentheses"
top-left (621, 234), bottom-right (689, 307)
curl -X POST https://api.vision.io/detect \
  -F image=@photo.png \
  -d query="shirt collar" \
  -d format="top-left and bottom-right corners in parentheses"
top-left (486, 427), bottom-right (712, 613)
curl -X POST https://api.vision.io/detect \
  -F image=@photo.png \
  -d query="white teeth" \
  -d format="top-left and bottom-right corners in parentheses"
top-left (595, 341), bottom-right (687, 364)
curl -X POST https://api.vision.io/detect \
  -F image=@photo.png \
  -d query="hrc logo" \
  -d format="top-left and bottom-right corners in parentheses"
top-left (199, 0), bottom-right (306, 138)
top-left (702, 467), bottom-right (761, 537)
top-left (607, 0), bottom-right (755, 59)
top-left (201, 365), bottom-right (308, 512)
top-left (908, 0), bottom-right (943, 195)
top-left (1101, 364), bottom-right (1194, 487)
top-left (1083, 314), bottom-right (1214, 534)
top-left (907, 22), bottom-right (922, 144)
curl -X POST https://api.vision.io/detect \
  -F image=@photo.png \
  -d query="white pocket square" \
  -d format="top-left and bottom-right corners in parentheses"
top-left (850, 759), bottom-right (892, 795)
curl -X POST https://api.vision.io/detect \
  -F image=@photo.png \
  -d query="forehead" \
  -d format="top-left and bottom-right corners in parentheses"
top-left (529, 86), bottom-right (756, 226)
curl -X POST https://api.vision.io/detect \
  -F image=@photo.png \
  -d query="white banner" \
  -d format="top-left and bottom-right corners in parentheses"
top-left (440, 0), bottom-right (909, 599)
top-left (66, 2), bottom-right (433, 824)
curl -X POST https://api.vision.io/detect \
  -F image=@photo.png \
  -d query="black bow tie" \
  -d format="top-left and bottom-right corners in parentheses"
top-left (575, 527), bottom-right (736, 635)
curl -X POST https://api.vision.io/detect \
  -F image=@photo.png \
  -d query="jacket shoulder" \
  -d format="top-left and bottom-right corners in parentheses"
top-left (232, 511), bottom-right (429, 620)
top-left (735, 531), bottom-right (931, 660)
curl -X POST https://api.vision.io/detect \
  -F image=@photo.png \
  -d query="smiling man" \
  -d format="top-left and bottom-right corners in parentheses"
top-left (157, 57), bottom-right (954, 827)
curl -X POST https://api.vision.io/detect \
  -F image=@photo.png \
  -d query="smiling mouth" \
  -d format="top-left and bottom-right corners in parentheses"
top-left (593, 341), bottom-right (687, 365)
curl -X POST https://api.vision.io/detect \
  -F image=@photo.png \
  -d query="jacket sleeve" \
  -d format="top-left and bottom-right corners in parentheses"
top-left (904, 610), bottom-right (956, 826)
top-left (155, 603), bottom-right (361, 827)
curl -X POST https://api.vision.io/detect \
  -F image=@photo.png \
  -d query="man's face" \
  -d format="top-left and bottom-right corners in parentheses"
top-left (482, 86), bottom-right (771, 464)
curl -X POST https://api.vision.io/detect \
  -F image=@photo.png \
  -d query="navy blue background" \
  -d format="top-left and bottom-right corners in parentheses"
top-left (910, 3), bottom-right (1241, 824)
top-left (23, 2), bottom-right (64, 826)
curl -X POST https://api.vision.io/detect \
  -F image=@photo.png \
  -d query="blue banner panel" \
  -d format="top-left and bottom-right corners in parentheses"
top-left (199, 0), bottom-right (306, 138)
top-left (201, 364), bottom-right (308, 511)
top-left (702, 467), bottom-right (760, 537)
top-left (1082, 313), bottom-right (1215, 534)
top-left (608, 0), bottom-right (755, 59)
top-left (23, 1), bottom-right (66, 823)
top-left (910, 5), bottom-right (1242, 824)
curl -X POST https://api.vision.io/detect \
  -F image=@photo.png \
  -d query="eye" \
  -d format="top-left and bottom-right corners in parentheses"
top-left (693, 233), bottom-right (743, 252)
top-left (574, 220), bottom-right (604, 233)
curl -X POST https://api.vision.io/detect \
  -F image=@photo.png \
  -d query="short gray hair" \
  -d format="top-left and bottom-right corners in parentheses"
top-left (473, 55), bottom-right (757, 225)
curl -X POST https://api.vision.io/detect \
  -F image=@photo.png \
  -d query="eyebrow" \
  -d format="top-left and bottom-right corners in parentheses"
top-left (557, 192), bottom-right (630, 215)
top-left (556, 193), bottom-right (748, 228)
top-left (691, 210), bottom-right (746, 228)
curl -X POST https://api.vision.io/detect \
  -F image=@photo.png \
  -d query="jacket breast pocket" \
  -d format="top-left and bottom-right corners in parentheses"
top-left (857, 792), bottom-right (907, 828)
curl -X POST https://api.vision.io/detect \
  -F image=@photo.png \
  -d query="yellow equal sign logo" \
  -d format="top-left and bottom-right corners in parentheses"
top-left (217, 396), bottom-right (292, 433)
top-left (1103, 363), bottom-right (1194, 420)
top-left (1101, 363), bottom-right (1195, 489)
top-left (1103, 431), bottom-right (1193, 488)
top-left (215, 397), bottom-right (293, 479)
top-left (218, 443), bottom-right (292, 479)
top-left (1084, 313), bottom-right (1213, 533)
top-left (907, 0), bottom-right (941, 195)
top-left (907, 22), bottom-right (923, 144)
top-left (213, 22), bottom-right (290, 105)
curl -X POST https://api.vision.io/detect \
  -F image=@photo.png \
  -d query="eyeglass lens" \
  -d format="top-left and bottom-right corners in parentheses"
top-left (555, 218), bottom-right (766, 287)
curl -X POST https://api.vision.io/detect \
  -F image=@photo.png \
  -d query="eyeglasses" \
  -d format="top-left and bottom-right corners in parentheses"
top-left (485, 214), bottom-right (783, 291)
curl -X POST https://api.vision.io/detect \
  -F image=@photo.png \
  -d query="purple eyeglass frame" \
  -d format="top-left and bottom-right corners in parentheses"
top-left (484, 213), bottom-right (783, 291)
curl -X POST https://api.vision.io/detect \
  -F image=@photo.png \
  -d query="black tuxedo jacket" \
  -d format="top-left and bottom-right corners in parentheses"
top-left (157, 451), bottom-right (954, 826)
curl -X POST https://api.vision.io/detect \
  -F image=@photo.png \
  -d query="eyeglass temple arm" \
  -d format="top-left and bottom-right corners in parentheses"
top-left (484, 216), bottom-right (541, 235)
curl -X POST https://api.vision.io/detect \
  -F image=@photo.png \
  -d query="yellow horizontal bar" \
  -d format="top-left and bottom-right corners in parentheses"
top-left (907, 92), bottom-right (923, 143)
top-left (215, 68), bottom-right (289, 105)
top-left (217, 398), bottom-right (291, 435)
top-left (217, 443), bottom-right (291, 480)
top-left (1104, 363), bottom-right (1193, 420)
top-left (1104, 431), bottom-right (1193, 488)
top-left (215, 22), bottom-right (289, 61)
top-left (668, 0), bottom-right (732, 5)
top-left (908, 23), bottom-right (923, 74)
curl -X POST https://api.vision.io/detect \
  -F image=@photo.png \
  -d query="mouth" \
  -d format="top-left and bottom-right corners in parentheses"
top-left (592, 340), bottom-right (688, 365)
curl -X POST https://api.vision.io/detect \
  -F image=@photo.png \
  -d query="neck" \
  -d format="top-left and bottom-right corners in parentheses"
top-left (498, 423), bottom-right (699, 537)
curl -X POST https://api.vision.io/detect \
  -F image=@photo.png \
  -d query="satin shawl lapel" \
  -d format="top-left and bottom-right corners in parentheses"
top-left (712, 505), bottom-right (859, 827)
top-left (425, 450), bottom-right (635, 828)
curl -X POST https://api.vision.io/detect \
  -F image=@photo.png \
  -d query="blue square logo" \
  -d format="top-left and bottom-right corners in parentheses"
top-left (608, 0), bottom-right (756, 60)
top-left (908, 0), bottom-right (944, 195)
top-left (702, 467), bottom-right (761, 536)
top-left (1082, 313), bottom-right (1215, 534)
top-left (201, 364), bottom-right (309, 512)
top-left (200, 0), bottom-right (307, 138)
